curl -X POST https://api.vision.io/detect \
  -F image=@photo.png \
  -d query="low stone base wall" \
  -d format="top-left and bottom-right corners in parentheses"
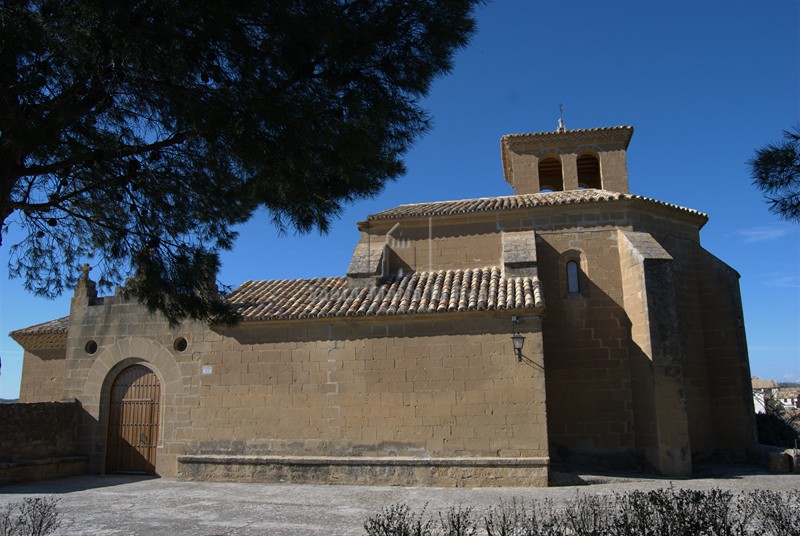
top-left (0, 456), bottom-right (88, 485)
top-left (177, 455), bottom-right (549, 487)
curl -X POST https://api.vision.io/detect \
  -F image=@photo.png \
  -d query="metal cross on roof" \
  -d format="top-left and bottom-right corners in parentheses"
top-left (557, 103), bottom-right (567, 133)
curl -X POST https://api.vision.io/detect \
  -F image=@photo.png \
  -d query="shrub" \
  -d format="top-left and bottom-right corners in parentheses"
top-left (364, 503), bottom-right (435, 536)
top-left (365, 489), bottom-right (800, 536)
top-left (0, 498), bottom-right (61, 536)
top-left (564, 493), bottom-right (613, 536)
top-left (439, 505), bottom-right (477, 536)
top-left (747, 490), bottom-right (800, 536)
top-left (612, 487), bottom-right (744, 536)
top-left (612, 490), bottom-right (663, 536)
top-left (484, 498), bottom-right (563, 536)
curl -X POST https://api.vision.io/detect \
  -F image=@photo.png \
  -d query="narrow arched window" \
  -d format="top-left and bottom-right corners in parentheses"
top-left (576, 154), bottom-right (601, 189)
top-left (566, 260), bottom-right (580, 293)
top-left (538, 157), bottom-right (564, 192)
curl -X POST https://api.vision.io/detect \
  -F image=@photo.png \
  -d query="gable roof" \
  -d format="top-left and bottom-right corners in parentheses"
top-left (226, 266), bottom-right (543, 322)
top-left (365, 189), bottom-right (707, 223)
top-left (9, 316), bottom-right (70, 348)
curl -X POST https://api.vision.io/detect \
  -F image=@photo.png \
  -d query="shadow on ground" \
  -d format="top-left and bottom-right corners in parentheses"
top-left (0, 474), bottom-right (156, 495)
top-left (549, 462), bottom-right (777, 487)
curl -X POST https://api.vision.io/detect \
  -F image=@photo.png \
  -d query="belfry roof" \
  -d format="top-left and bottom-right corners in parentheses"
top-left (226, 266), bottom-right (543, 322)
top-left (366, 189), bottom-right (707, 222)
top-left (501, 125), bottom-right (634, 144)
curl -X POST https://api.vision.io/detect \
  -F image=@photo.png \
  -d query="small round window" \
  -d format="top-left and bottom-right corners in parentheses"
top-left (85, 340), bottom-right (98, 354)
top-left (173, 337), bottom-right (188, 352)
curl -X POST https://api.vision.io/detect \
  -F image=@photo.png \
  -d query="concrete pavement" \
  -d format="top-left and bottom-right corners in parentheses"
top-left (1, 466), bottom-right (798, 535)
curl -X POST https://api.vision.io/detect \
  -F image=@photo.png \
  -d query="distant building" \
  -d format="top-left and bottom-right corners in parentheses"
top-left (776, 389), bottom-right (799, 411)
top-left (752, 377), bottom-right (779, 414)
top-left (11, 124), bottom-right (756, 486)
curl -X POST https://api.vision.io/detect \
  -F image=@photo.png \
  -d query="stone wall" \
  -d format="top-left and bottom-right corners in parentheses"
top-left (196, 320), bottom-right (545, 459)
top-left (464, 202), bottom-right (742, 469)
top-left (61, 290), bottom-right (548, 485)
top-left (382, 220), bottom-right (502, 274)
top-left (0, 401), bottom-right (87, 484)
top-left (181, 314), bottom-right (549, 486)
top-left (537, 226), bottom-right (636, 464)
top-left (288, 199), bottom-right (754, 473)
top-left (15, 195), bottom-right (756, 482)
top-left (698, 250), bottom-right (757, 456)
top-left (19, 349), bottom-right (66, 403)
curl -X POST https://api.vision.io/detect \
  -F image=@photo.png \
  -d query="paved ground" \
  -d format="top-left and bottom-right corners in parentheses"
top-left (1, 466), bottom-right (798, 535)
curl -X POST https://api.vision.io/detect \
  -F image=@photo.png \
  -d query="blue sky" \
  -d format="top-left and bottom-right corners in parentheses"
top-left (1, 0), bottom-right (798, 398)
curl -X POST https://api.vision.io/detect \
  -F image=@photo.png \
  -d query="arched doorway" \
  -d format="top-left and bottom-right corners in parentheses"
top-left (106, 364), bottom-right (161, 475)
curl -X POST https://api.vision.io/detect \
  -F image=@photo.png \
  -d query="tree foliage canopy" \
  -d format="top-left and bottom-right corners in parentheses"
top-left (749, 124), bottom-right (800, 223)
top-left (0, 0), bottom-right (480, 324)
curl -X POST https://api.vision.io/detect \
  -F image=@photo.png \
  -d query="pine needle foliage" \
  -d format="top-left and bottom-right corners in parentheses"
top-left (0, 0), bottom-right (481, 324)
top-left (750, 125), bottom-right (800, 223)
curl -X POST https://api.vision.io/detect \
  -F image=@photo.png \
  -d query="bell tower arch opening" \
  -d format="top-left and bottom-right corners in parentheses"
top-left (538, 157), bottom-right (564, 192)
top-left (577, 154), bottom-right (601, 189)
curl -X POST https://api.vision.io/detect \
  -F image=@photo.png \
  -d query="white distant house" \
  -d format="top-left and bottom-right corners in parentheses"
top-left (752, 377), bottom-right (778, 414)
top-left (777, 390), bottom-right (799, 410)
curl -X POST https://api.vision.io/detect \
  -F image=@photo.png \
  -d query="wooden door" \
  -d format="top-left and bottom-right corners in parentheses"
top-left (106, 365), bottom-right (161, 475)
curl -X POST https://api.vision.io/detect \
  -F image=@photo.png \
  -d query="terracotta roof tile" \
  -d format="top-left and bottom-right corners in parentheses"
top-left (751, 377), bottom-right (779, 390)
top-left (9, 316), bottom-right (70, 349)
top-left (501, 125), bottom-right (634, 142)
top-left (226, 267), bottom-right (543, 322)
top-left (9, 316), bottom-right (69, 336)
top-left (366, 189), bottom-right (707, 222)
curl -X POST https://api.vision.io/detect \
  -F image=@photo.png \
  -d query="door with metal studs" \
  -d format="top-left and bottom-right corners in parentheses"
top-left (106, 364), bottom-right (161, 475)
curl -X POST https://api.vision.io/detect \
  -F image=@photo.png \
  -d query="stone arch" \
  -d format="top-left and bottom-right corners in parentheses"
top-left (576, 153), bottom-right (601, 189)
top-left (82, 337), bottom-right (183, 474)
top-left (559, 249), bottom-right (589, 297)
top-left (538, 156), bottom-right (564, 192)
top-left (105, 364), bottom-right (161, 474)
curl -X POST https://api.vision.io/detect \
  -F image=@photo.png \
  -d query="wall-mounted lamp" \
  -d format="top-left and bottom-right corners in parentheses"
top-left (511, 316), bottom-right (525, 362)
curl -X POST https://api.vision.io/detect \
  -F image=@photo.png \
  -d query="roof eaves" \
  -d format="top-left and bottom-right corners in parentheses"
top-left (365, 190), bottom-right (705, 223)
top-left (501, 125), bottom-right (634, 140)
top-left (9, 316), bottom-right (70, 350)
top-left (9, 316), bottom-right (70, 338)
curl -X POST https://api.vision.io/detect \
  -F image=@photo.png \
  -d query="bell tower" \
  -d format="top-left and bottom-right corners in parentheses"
top-left (500, 125), bottom-right (634, 195)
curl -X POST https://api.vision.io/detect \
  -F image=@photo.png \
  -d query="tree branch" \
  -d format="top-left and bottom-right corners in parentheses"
top-left (17, 131), bottom-right (193, 178)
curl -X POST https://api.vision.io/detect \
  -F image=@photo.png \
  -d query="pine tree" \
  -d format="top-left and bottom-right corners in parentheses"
top-left (0, 0), bottom-right (481, 324)
top-left (750, 125), bottom-right (800, 223)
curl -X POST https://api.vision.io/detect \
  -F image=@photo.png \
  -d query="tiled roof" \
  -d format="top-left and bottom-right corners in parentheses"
top-left (366, 189), bottom-right (707, 222)
top-left (226, 267), bottom-right (543, 321)
top-left (9, 316), bottom-right (69, 348)
top-left (11, 268), bottom-right (542, 336)
top-left (501, 125), bottom-right (634, 142)
top-left (751, 377), bottom-right (779, 390)
top-left (10, 316), bottom-right (69, 336)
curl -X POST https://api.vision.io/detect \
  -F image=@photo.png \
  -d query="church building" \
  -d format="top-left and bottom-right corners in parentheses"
top-left (10, 124), bottom-right (756, 486)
